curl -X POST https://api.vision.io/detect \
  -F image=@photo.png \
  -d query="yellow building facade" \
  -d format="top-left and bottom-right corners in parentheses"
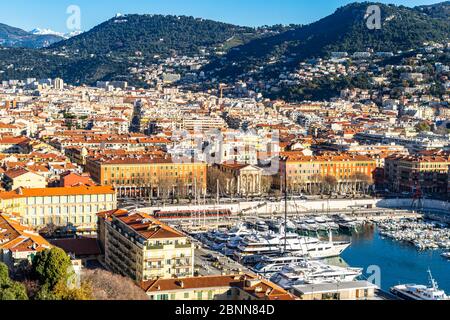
top-left (0, 186), bottom-right (117, 230)
top-left (86, 156), bottom-right (207, 198)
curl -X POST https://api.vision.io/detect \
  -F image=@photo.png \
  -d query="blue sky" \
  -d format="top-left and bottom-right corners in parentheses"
top-left (0, 0), bottom-right (444, 32)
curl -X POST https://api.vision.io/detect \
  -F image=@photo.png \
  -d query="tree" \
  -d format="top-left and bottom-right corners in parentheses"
top-left (207, 167), bottom-right (229, 197)
top-left (0, 263), bottom-right (8, 286)
top-left (52, 280), bottom-right (92, 300)
top-left (260, 175), bottom-right (273, 195)
top-left (0, 263), bottom-right (28, 300)
top-left (323, 176), bottom-right (338, 195)
top-left (415, 122), bottom-right (431, 133)
top-left (311, 174), bottom-right (324, 195)
top-left (159, 179), bottom-right (173, 204)
top-left (350, 172), bottom-right (373, 194)
top-left (82, 269), bottom-right (148, 300)
top-left (34, 284), bottom-right (59, 300)
top-left (32, 247), bottom-right (72, 289)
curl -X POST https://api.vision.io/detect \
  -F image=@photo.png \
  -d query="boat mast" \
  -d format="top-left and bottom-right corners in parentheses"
top-left (428, 269), bottom-right (438, 290)
top-left (216, 179), bottom-right (220, 224)
top-left (284, 161), bottom-right (288, 253)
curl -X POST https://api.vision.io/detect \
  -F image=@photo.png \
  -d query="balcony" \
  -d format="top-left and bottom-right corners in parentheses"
top-left (147, 244), bottom-right (164, 250)
top-left (175, 243), bottom-right (193, 249)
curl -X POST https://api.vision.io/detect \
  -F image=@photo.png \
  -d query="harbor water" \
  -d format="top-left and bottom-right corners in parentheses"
top-left (336, 227), bottom-right (450, 293)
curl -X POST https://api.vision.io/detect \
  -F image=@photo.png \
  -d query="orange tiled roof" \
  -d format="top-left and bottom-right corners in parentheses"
top-left (281, 152), bottom-right (374, 163)
top-left (0, 136), bottom-right (30, 145)
top-left (0, 213), bottom-right (51, 253)
top-left (4, 167), bottom-right (32, 179)
top-left (386, 154), bottom-right (450, 163)
top-left (103, 210), bottom-right (185, 240)
top-left (141, 274), bottom-right (295, 300)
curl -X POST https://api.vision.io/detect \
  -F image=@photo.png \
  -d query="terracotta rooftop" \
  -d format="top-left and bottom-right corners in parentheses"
top-left (103, 210), bottom-right (186, 240)
top-left (4, 167), bottom-right (33, 179)
top-left (141, 274), bottom-right (295, 300)
top-left (0, 213), bottom-right (51, 253)
top-left (49, 238), bottom-right (102, 257)
top-left (280, 152), bottom-right (374, 162)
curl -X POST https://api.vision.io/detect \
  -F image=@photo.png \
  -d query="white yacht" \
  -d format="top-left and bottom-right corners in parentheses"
top-left (326, 222), bottom-right (340, 230)
top-left (296, 222), bottom-right (312, 232)
top-left (285, 220), bottom-right (297, 230)
top-left (251, 255), bottom-right (308, 276)
top-left (234, 229), bottom-right (350, 262)
top-left (305, 219), bottom-right (321, 231)
top-left (255, 220), bottom-right (269, 232)
top-left (390, 270), bottom-right (449, 301)
top-left (336, 214), bottom-right (358, 230)
top-left (215, 224), bottom-right (253, 242)
top-left (441, 252), bottom-right (450, 259)
top-left (315, 216), bottom-right (327, 224)
top-left (269, 261), bottom-right (363, 290)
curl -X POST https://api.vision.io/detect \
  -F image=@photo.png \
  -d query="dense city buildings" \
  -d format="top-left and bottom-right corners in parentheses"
top-left (0, 0), bottom-right (449, 303)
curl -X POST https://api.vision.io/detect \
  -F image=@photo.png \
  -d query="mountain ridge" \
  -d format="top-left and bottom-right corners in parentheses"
top-left (202, 1), bottom-right (450, 81)
top-left (0, 23), bottom-right (64, 48)
top-left (0, 2), bottom-right (448, 87)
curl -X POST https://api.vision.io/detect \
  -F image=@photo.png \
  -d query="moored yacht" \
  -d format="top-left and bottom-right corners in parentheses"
top-left (390, 270), bottom-right (449, 300)
top-left (251, 254), bottom-right (307, 276)
top-left (269, 261), bottom-right (363, 290)
top-left (336, 214), bottom-right (358, 231)
top-left (234, 228), bottom-right (350, 262)
top-left (255, 220), bottom-right (270, 232)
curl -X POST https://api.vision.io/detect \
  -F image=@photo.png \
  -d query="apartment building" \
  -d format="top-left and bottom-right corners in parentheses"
top-left (181, 116), bottom-right (226, 131)
top-left (141, 274), bottom-right (295, 301)
top-left (86, 154), bottom-right (207, 198)
top-left (276, 153), bottom-right (377, 194)
top-left (0, 186), bottom-right (116, 230)
top-left (3, 168), bottom-right (47, 190)
top-left (385, 154), bottom-right (450, 194)
top-left (99, 210), bottom-right (194, 282)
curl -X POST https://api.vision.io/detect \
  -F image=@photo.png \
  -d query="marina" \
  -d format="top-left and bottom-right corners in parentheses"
top-left (341, 225), bottom-right (450, 294)
top-left (181, 209), bottom-right (450, 297)
top-left (377, 218), bottom-right (450, 251)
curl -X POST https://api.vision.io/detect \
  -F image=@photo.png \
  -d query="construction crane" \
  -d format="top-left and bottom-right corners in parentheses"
top-left (219, 83), bottom-right (228, 99)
